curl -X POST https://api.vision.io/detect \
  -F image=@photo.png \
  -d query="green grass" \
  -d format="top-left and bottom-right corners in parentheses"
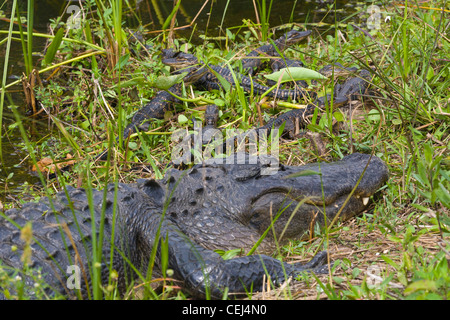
top-left (0, 0), bottom-right (449, 300)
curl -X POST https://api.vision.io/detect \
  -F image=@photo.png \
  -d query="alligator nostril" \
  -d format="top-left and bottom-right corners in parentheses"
top-left (168, 176), bottom-right (176, 183)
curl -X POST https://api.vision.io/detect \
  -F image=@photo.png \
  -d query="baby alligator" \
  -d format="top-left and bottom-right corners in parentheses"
top-left (241, 29), bottom-right (312, 75)
top-left (200, 70), bottom-right (370, 154)
top-left (162, 50), bottom-right (315, 102)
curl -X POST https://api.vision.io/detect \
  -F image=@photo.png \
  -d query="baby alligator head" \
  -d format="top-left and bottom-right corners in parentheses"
top-left (161, 50), bottom-right (199, 69)
top-left (281, 29), bottom-right (312, 47)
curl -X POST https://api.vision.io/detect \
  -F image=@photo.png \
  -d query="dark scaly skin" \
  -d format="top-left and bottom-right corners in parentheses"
top-left (122, 62), bottom-right (208, 140)
top-left (123, 84), bottom-right (183, 139)
top-left (318, 62), bottom-right (358, 78)
top-left (93, 65), bottom-right (209, 161)
top-left (0, 153), bottom-right (389, 299)
top-left (162, 50), bottom-right (315, 101)
top-left (215, 69), bottom-right (369, 151)
top-left (334, 69), bottom-right (371, 101)
top-left (270, 58), bottom-right (305, 72)
top-left (255, 67), bottom-right (371, 140)
top-left (241, 30), bottom-right (312, 76)
top-left (203, 64), bottom-right (312, 101)
top-left (204, 104), bottom-right (219, 129)
top-left (257, 95), bottom-right (349, 138)
top-left (218, 95), bottom-right (349, 153)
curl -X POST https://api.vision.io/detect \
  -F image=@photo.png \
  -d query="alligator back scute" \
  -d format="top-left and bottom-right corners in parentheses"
top-left (0, 187), bottom-right (114, 298)
top-left (136, 179), bottom-right (166, 207)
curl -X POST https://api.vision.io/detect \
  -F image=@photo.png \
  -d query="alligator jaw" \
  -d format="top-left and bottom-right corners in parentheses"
top-left (162, 51), bottom-right (198, 69)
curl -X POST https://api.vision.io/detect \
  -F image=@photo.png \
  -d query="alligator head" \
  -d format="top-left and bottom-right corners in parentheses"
top-left (160, 50), bottom-right (206, 84)
top-left (315, 94), bottom-right (349, 108)
top-left (334, 69), bottom-right (371, 100)
top-left (150, 153), bottom-right (389, 253)
top-left (161, 50), bottom-right (199, 70)
top-left (277, 29), bottom-right (312, 48)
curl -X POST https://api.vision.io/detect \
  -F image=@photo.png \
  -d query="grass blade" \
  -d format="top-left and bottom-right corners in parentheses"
top-left (27, 0), bottom-right (34, 75)
top-left (0, 0), bottom-right (18, 163)
top-left (162, 0), bottom-right (182, 30)
top-left (43, 28), bottom-right (64, 66)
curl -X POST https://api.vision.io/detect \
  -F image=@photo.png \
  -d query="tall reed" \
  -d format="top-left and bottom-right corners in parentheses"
top-left (26, 0), bottom-right (34, 75)
top-left (253, 0), bottom-right (273, 41)
top-left (0, 0), bottom-right (18, 163)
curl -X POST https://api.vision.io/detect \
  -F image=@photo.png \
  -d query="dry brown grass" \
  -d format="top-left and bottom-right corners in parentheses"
top-left (249, 203), bottom-right (449, 300)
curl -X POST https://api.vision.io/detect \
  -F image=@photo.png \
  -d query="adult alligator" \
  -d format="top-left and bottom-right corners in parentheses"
top-left (0, 153), bottom-right (388, 299)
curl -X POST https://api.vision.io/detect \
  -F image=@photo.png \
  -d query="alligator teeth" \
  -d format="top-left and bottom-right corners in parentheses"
top-left (362, 197), bottom-right (369, 206)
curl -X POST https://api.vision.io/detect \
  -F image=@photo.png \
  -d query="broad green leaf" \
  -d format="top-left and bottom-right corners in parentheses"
top-left (392, 118), bottom-right (402, 125)
top-left (264, 67), bottom-right (328, 82)
top-left (43, 28), bottom-right (64, 66)
top-left (381, 255), bottom-right (400, 269)
top-left (352, 267), bottom-right (361, 278)
top-left (426, 67), bottom-right (434, 82)
top-left (411, 203), bottom-right (430, 212)
top-left (367, 109), bottom-right (381, 123)
top-left (424, 143), bottom-right (433, 166)
top-left (114, 53), bottom-right (130, 70)
top-left (215, 248), bottom-right (242, 260)
top-left (333, 111), bottom-right (344, 122)
top-left (404, 280), bottom-right (437, 295)
top-left (154, 72), bottom-right (187, 90)
top-left (436, 182), bottom-right (450, 208)
top-left (128, 142), bottom-right (138, 150)
top-left (214, 98), bottom-right (225, 107)
top-left (162, 0), bottom-right (182, 30)
top-left (210, 67), bottom-right (232, 92)
top-left (177, 114), bottom-right (189, 125)
top-left (160, 235), bottom-right (169, 277)
top-left (332, 276), bottom-right (345, 284)
top-left (80, 120), bottom-right (90, 130)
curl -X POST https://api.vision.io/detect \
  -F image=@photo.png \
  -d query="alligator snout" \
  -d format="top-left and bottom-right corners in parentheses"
top-left (242, 153), bottom-right (389, 245)
top-left (281, 153), bottom-right (389, 202)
